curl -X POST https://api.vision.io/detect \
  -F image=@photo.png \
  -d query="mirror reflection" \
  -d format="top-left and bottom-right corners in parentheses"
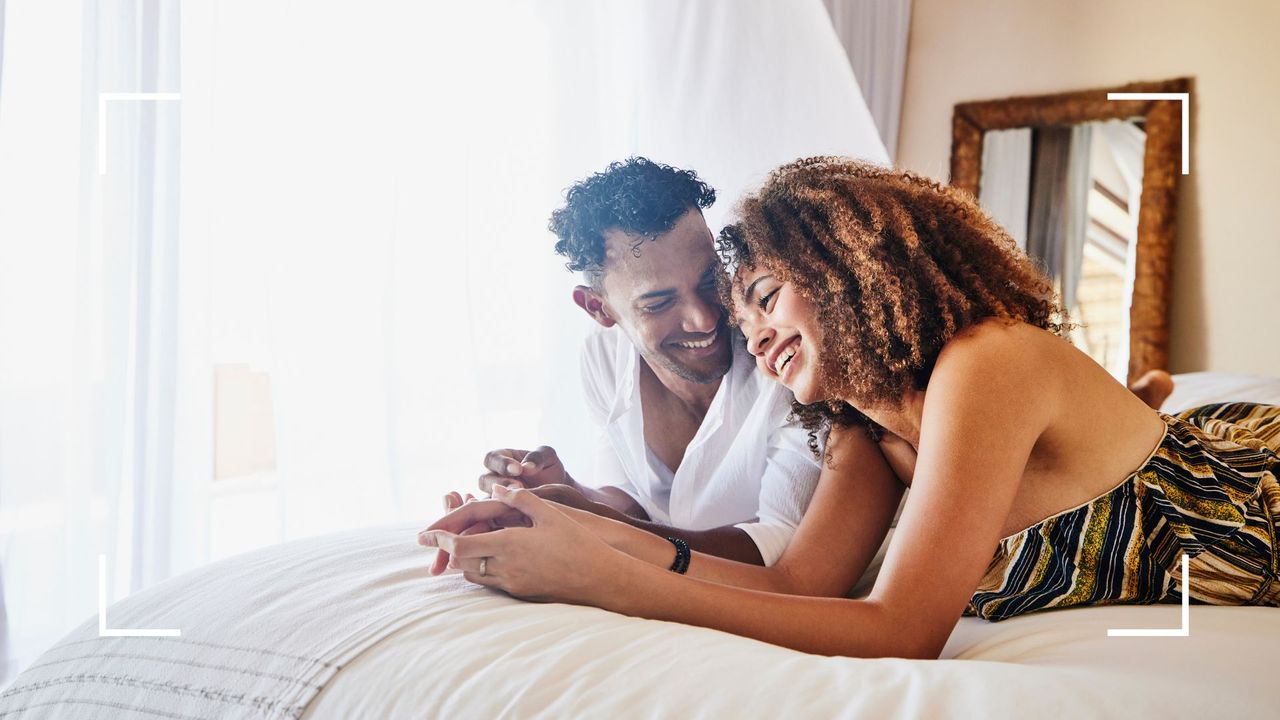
top-left (978, 120), bottom-right (1147, 380)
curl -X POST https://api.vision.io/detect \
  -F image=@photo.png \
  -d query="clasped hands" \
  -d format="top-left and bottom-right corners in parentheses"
top-left (418, 446), bottom-right (627, 604)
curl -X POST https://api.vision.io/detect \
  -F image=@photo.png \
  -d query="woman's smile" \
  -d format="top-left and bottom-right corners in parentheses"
top-left (768, 335), bottom-right (802, 382)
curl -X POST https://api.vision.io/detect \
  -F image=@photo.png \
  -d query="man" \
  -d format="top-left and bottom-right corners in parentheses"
top-left (447, 157), bottom-right (822, 565)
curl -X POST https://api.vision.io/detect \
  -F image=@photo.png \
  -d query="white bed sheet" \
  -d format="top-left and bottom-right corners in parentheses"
top-left (305, 370), bottom-right (1280, 718)
top-left (306, 557), bottom-right (1277, 718)
top-left (1162, 371), bottom-right (1280, 412)
top-left (6, 372), bottom-right (1278, 718)
top-left (11, 518), bottom-right (1274, 719)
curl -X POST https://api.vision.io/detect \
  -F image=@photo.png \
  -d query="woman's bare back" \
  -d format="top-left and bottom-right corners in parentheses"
top-left (871, 321), bottom-right (1166, 539)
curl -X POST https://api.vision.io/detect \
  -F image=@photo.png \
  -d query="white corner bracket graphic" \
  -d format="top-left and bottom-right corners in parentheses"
top-left (97, 92), bottom-right (181, 175)
top-left (1106, 91), bottom-right (1190, 175)
top-left (1107, 554), bottom-right (1190, 637)
top-left (98, 554), bottom-right (181, 638)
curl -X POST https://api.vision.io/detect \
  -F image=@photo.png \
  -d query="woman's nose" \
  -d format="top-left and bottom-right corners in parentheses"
top-left (748, 326), bottom-right (774, 357)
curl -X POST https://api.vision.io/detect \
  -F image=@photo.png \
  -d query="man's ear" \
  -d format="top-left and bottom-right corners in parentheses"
top-left (572, 285), bottom-right (616, 328)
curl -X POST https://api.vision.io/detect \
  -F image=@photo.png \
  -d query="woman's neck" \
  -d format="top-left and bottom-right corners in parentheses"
top-left (855, 389), bottom-right (926, 448)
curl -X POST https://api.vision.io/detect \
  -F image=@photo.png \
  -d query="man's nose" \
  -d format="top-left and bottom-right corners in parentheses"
top-left (683, 294), bottom-right (723, 334)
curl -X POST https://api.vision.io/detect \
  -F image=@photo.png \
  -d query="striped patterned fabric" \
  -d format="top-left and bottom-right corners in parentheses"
top-left (967, 402), bottom-right (1280, 621)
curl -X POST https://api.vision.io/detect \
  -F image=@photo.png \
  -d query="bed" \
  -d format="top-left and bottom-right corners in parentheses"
top-left (3, 372), bottom-right (1278, 719)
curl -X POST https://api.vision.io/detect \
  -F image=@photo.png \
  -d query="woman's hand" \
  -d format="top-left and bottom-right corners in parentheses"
top-left (418, 485), bottom-right (627, 605)
top-left (422, 485), bottom-right (645, 574)
top-left (421, 496), bottom-right (529, 574)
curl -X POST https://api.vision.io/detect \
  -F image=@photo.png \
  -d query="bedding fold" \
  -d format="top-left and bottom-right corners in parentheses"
top-left (0, 523), bottom-right (442, 719)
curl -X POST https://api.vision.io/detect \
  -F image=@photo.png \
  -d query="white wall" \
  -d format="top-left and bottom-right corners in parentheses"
top-left (897, 0), bottom-right (1280, 375)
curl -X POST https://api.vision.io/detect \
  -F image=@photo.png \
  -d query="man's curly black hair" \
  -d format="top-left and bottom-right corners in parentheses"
top-left (548, 157), bottom-right (716, 285)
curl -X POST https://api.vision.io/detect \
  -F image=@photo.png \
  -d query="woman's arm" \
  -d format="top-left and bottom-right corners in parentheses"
top-left (425, 425), bottom-right (901, 597)
top-left (423, 324), bottom-right (1053, 658)
top-left (597, 425), bottom-right (901, 596)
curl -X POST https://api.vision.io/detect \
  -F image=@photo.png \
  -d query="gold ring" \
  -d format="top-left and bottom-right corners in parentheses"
top-left (479, 557), bottom-right (488, 577)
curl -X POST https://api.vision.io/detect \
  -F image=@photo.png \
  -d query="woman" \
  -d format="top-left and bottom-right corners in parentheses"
top-left (420, 158), bottom-right (1280, 659)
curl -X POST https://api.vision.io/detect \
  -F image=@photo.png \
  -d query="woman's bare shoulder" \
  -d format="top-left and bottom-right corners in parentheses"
top-left (945, 317), bottom-right (1063, 348)
top-left (933, 319), bottom-right (1064, 382)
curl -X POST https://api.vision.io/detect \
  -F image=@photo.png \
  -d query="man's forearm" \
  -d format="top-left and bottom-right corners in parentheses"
top-left (622, 521), bottom-right (764, 565)
top-left (571, 482), bottom-right (650, 521)
top-left (560, 481), bottom-right (765, 565)
top-left (558, 489), bottom-right (757, 563)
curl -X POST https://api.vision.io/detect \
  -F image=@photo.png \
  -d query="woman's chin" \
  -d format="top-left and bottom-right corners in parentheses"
top-left (790, 381), bottom-right (817, 406)
top-left (769, 363), bottom-right (819, 405)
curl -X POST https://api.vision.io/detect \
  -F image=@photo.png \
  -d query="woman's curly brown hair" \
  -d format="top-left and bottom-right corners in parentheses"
top-left (717, 157), bottom-right (1070, 445)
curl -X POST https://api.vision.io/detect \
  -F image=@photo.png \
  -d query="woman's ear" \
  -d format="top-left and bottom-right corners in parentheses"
top-left (572, 285), bottom-right (616, 328)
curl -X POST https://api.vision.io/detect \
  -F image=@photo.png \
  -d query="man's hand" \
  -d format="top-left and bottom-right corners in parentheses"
top-left (478, 445), bottom-right (572, 494)
top-left (523, 483), bottom-right (602, 513)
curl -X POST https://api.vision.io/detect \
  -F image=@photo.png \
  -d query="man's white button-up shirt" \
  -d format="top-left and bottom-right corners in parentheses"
top-left (579, 326), bottom-right (821, 565)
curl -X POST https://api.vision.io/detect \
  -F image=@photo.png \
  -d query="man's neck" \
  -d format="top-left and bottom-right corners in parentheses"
top-left (639, 358), bottom-right (722, 421)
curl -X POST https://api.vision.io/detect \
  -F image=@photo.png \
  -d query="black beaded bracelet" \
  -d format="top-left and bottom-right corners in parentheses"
top-left (666, 537), bottom-right (691, 574)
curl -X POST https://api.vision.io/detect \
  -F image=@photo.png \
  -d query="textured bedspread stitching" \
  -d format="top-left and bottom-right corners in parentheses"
top-left (0, 674), bottom-right (308, 717)
top-left (18, 653), bottom-right (326, 689)
top-left (49, 637), bottom-right (341, 669)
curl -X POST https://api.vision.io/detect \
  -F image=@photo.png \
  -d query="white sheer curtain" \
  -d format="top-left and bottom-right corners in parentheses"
top-left (0, 0), bottom-right (8, 683)
top-left (0, 0), bottom-right (885, 686)
top-left (1060, 124), bottom-right (1094, 314)
top-left (822, 0), bottom-right (912, 160)
top-left (0, 0), bottom-right (197, 686)
top-left (1097, 119), bottom-right (1148, 380)
top-left (978, 127), bottom-right (1033, 250)
top-left (1026, 124), bottom-right (1093, 311)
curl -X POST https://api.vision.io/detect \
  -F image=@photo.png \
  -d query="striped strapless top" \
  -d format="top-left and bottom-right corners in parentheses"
top-left (967, 402), bottom-right (1280, 621)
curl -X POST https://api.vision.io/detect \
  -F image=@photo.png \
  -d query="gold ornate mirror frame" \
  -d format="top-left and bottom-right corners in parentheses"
top-left (950, 77), bottom-right (1190, 383)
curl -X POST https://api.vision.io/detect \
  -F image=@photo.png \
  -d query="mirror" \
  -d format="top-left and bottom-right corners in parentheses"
top-left (979, 120), bottom-right (1146, 380)
top-left (949, 79), bottom-right (1188, 384)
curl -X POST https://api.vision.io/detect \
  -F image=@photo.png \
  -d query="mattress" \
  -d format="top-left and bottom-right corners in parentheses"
top-left (3, 371), bottom-right (1278, 718)
top-left (306, 570), bottom-right (1278, 718)
top-left (4, 518), bottom-right (1275, 719)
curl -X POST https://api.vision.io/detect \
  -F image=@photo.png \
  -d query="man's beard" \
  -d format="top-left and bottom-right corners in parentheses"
top-left (647, 331), bottom-right (733, 385)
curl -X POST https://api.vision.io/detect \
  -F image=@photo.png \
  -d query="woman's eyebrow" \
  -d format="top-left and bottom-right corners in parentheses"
top-left (742, 274), bottom-right (773, 305)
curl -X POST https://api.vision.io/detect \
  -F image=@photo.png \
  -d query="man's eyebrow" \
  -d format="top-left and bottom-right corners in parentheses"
top-left (634, 288), bottom-right (676, 303)
top-left (635, 266), bottom-right (717, 304)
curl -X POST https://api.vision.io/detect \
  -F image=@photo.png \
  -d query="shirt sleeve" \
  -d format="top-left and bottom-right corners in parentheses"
top-left (579, 331), bottom-right (643, 504)
top-left (734, 387), bottom-right (822, 566)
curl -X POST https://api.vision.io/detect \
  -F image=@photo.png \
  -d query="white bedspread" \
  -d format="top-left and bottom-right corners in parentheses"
top-left (305, 537), bottom-right (1279, 718)
top-left (1162, 371), bottom-right (1280, 412)
top-left (5, 522), bottom-right (1275, 718)
top-left (0, 526), bottom-right (455, 719)
top-left (5, 371), bottom-right (1279, 718)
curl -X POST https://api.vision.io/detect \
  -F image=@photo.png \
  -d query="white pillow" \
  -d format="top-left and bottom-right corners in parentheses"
top-left (1161, 372), bottom-right (1280, 413)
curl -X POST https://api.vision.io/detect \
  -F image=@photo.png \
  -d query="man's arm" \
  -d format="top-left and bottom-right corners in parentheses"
top-left (713, 383), bottom-right (828, 568)
top-left (589, 423), bottom-right (900, 595)
top-left (427, 425), bottom-right (900, 595)
top-left (568, 490), bottom-right (763, 563)
top-left (517, 481), bottom-right (763, 563)
top-left (469, 327), bottom-right (759, 561)
top-left (630, 524), bottom-right (764, 564)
